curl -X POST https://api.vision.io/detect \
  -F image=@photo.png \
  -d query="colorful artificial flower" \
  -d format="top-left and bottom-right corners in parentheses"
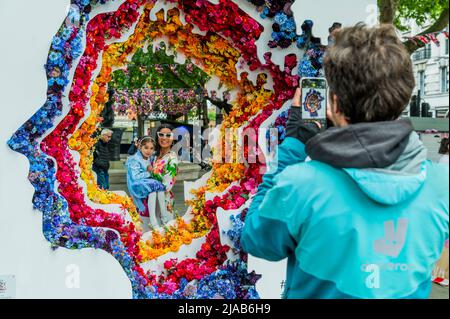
top-left (9, 0), bottom-right (324, 299)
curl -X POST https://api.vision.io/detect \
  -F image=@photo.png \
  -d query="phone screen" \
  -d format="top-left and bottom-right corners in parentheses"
top-left (301, 78), bottom-right (328, 125)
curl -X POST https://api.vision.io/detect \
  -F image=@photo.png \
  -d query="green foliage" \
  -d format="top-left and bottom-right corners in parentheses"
top-left (207, 110), bottom-right (216, 123)
top-left (392, 0), bottom-right (449, 31)
top-left (110, 42), bottom-right (210, 90)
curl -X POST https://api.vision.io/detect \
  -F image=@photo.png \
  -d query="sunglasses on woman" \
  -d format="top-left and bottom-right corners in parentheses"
top-left (157, 132), bottom-right (174, 139)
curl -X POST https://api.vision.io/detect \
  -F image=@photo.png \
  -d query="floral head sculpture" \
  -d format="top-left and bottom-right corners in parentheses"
top-left (8, 0), bottom-right (325, 299)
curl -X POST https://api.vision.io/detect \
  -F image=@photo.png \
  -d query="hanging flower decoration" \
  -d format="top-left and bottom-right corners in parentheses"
top-left (113, 88), bottom-right (204, 117)
top-left (109, 43), bottom-right (210, 118)
top-left (8, 0), bottom-right (324, 299)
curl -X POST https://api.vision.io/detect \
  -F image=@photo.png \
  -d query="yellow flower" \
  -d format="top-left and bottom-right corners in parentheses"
top-left (256, 95), bottom-right (266, 104)
top-left (68, 138), bottom-right (79, 150)
top-left (91, 83), bottom-right (99, 94)
top-left (165, 23), bottom-right (177, 33)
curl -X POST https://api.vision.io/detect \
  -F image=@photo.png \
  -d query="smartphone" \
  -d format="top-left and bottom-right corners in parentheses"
top-left (300, 77), bottom-right (328, 129)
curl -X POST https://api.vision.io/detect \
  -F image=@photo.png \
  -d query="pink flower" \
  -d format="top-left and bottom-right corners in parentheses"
top-left (94, 214), bottom-right (104, 224)
top-left (235, 196), bottom-right (246, 207)
top-left (160, 281), bottom-right (178, 294)
top-left (243, 178), bottom-right (256, 192)
top-left (164, 258), bottom-right (178, 270)
top-left (243, 23), bottom-right (252, 32)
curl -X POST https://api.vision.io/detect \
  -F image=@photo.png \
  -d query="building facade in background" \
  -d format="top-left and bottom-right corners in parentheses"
top-left (403, 25), bottom-right (449, 118)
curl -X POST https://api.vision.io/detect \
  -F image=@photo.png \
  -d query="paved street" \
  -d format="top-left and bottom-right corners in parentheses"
top-left (172, 179), bottom-right (192, 217)
top-left (430, 284), bottom-right (449, 299)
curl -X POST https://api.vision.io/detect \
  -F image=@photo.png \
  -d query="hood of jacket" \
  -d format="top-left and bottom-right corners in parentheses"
top-left (306, 119), bottom-right (428, 205)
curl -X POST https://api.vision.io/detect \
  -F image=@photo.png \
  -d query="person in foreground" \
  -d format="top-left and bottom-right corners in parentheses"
top-left (151, 124), bottom-right (179, 225)
top-left (125, 136), bottom-right (166, 228)
top-left (241, 24), bottom-right (449, 299)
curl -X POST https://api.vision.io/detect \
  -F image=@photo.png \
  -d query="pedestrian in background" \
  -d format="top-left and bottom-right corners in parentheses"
top-left (93, 128), bottom-right (113, 190)
top-left (439, 137), bottom-right (449, 165)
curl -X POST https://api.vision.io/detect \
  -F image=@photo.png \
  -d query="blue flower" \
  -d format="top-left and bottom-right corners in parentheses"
top-left (318, 56), bottom-right (324, 65)
top-left (260, 7), bottom-right (269, 19)
top-left (280, 18), bottom-right (296, 33)
top-left (299, 60), bottom-right (317, 77)
top-left (49, 51), bottom-right (62, 62)
top-left (286, 32), bottom-right (297, 40)
top-left (247, 287), bottom-right (260, 299)
top-left (67, 6), bottom-right (81, 24)
top-left (61, 27), bottom-right (72, 41)
top-left (271, 31), bottom-right (282, 42)
top-left (56, 77), bottom-right (68, 86)
top-left (274, 13), bottom-right (288, 25)
top-left (70, 36), bottom-right (84, 59)
top-left (297, 36), bottom-right (307, 48)
top-left (52, 37), bottom-right (65, 51)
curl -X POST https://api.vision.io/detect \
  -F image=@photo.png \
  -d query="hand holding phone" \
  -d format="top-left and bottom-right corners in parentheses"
top-left (292, 88), bottom-right (302, 108)
top-left (299, 77), bottom-right (328, 129)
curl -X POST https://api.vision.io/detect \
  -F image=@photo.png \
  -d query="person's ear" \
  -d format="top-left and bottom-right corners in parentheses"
top-left (332, 95), bottom-right (350, 127)
top-left (327, 92), bottom-right (338, 118)
top-left (331, 94), bottom-right (340, 115)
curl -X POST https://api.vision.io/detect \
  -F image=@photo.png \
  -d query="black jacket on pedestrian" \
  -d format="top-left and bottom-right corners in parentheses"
top-left (93, 140), bottom-right (110, 171)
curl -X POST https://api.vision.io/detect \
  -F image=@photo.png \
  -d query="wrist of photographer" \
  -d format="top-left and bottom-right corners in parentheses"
top-left (287, 88), bottom-right (322, 145)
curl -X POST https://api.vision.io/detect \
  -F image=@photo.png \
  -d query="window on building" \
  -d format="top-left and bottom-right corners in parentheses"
top-left (445, 37), bottom-right (449, 55)
top-left (436, 108), bottom-right (449, 118)
top-left (441, 67), bottom-right (449, 93)
top-left (413, 44), bottom-right (432, 61)
top-left (419, 71), bottom-right (425, 96)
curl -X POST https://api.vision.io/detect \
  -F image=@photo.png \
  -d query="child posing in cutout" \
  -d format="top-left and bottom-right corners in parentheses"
top-left (125, 136), bottom-right (165, 228)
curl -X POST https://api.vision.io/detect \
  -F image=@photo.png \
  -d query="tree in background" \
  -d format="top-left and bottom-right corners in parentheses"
top-left (110, 43), bottom-right (210, 135)
top-left (378, 0), bottom-right (449, 53)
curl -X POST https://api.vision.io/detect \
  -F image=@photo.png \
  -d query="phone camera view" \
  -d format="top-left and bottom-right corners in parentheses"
top-left (301, 79), bottom-right (327, 120)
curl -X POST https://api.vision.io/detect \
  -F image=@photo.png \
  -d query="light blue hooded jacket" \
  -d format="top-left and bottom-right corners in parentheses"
top-left (241, 112), bottom-right (449, 299)
top-left (125, 151), bottom-right (165, 212)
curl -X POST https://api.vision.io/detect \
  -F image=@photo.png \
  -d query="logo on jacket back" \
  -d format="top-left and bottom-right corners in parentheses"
top-left (374, 219), bottom-right (409, 258)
